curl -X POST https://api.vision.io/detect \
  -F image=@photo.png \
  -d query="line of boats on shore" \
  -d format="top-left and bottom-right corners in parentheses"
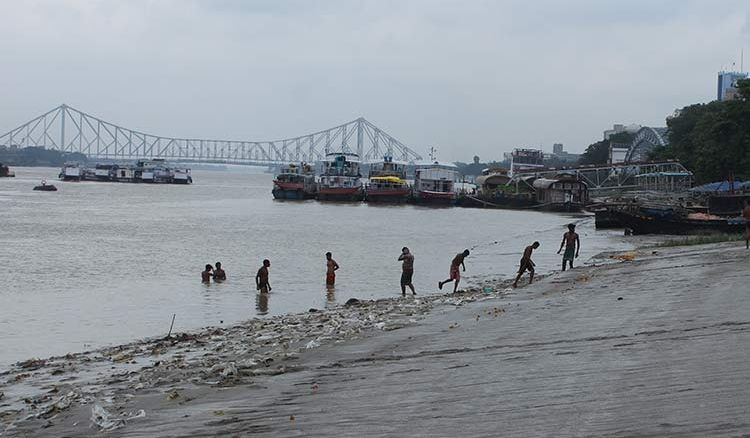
top-left (273, 153), bottom-right (590, 211)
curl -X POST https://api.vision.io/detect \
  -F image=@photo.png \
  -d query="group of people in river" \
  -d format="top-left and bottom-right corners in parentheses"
top-left (200, 223), bottom-right (583, 296)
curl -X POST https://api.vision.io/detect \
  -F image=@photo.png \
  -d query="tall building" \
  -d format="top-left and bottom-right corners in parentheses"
top-left (717, 71), bottom-right (748, 101)
top-left (553, 143), bottom-right (564, 154)
top-left (603, 123), bottom-right (641, 140)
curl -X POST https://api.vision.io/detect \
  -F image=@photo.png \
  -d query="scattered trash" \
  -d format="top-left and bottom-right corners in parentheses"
top-left (166, 389), bottom-right (180, 400)
top-left (610, 252), bottom-right (636, 261)
top-left (91, 404), bottom-right (146, 431)
top-left (213, 410), bottom-right (225, 416)
top-left (305, 339), bottom-right (321, 349)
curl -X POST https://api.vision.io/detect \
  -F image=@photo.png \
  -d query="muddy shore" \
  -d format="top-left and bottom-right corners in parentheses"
top-left (3, 241), bottom-right (750, 436)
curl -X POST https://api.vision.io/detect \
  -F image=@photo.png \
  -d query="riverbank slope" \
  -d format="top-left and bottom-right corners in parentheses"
top-left (4, 242), bottom-right (750, 436)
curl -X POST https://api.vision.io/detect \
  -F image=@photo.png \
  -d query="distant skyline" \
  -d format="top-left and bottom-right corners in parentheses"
top-left (1, 0), bottom-right (749, 161)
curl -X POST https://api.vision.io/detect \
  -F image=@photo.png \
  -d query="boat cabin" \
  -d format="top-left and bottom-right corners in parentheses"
top-left (475, 168), bottom-right (511, 194)
top-left (532, 173), bottom-right (589, 206)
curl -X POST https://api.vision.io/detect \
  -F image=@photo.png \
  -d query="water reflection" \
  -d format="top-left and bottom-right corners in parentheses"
top-left (256, 292), bottom-right (269, 315)
top-left (325, 288), bottom-right (337, 309)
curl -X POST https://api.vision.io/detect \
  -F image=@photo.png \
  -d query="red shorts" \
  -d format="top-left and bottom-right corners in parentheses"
top-left (450, 265), bottom-right (460, 280)
top-left (326, 272), bottom-right (336, 285)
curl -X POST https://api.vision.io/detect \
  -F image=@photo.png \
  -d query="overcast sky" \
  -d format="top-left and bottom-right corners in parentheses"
top-left (1, 0), bottom-right (748, 161)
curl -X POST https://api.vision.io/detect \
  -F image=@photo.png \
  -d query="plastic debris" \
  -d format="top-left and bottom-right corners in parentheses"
top-left (305, 339), bottom-right (321, 349)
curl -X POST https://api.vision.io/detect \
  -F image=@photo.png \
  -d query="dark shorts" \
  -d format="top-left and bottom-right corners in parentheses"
top-left (563, 246), bottom-right (575, 262)
top-left (401, 270), bottom-right (413, 285)
top-left (257, 282), bottom-right (269, 293)
top-left (518, 259), bottom-right (534, 274)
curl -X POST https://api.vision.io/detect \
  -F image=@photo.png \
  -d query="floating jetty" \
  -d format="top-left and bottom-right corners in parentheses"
top-left (60, 159), bottom-right (192, 184)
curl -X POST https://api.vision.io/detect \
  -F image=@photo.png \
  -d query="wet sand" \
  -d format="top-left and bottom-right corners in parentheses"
top-left (3, 242), bottom-right (750, 437)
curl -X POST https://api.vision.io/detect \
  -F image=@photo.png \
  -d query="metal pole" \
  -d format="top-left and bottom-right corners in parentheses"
top-left (60, 105), bottom-right (66, 150)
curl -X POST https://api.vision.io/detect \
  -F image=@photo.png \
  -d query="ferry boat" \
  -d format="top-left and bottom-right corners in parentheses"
top-left (317, 153), bottom-right (364, 202)
top-left (365, 156), bottom-right (411, 203)
top-left (60, 162), bottom-right (82, 181)
top-left (272, 162), bottom-right (317, 200)
top-left (413, 162), bottom-right (459, 205)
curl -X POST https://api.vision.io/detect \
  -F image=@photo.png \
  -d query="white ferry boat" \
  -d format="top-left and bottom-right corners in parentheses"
top-left (317, 153), bottom-right (364, 202)
top-left (414, 161), bottom-right (459, 205)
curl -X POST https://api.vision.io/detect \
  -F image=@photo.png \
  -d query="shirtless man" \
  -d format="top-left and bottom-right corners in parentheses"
top-left (743, 200), bottom-right (750, 249)
top-left (557, 224), bottom-right (580, 271)
top-left (398, 247), bottom-right (416, 296)
top-left (255, 259), bottom-right (272, 293)
top-left (213, 261), bottom-right (226, 281)
top-left (201, 264), bottom-right (213, 283)
top-left (513, 241), bottom-right (540, 288)
top-left (439, 249), bottom-right (470, 293)
top-left (325, 252), bottom-right (339, 287)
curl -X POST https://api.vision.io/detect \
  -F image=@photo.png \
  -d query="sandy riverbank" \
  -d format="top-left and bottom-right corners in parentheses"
top-left (4, 240), bottom-right (750, 436)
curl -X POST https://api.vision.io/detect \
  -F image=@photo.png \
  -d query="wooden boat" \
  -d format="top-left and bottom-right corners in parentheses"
top-left (317, 153), bottom-right (364, 202)
top-left (612, 209), bottom-right (746, 235)
top-left (273, 163), bottom-right (317, 200)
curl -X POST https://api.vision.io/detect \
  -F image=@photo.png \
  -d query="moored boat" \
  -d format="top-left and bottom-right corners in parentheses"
top-left (273, 162), bottom-right (317, 200)
top-left (612, 208), bottom-right (746, 235)
top-left (532, 172), bottom-right (589, 212)
top-left (317, 153), bottom-right (364, 202)
top-left (365, 157), bottom-right (411, 203)
top-left (413, 162), bottom-right (458, 205)
top-left (59, 162), bottom-right (82, 181)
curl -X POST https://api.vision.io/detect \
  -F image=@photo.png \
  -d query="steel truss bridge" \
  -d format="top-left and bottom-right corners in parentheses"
top-left (512, 161), bottom-right (692, 192)
top-left (0, 104), bottom-right (423, 164)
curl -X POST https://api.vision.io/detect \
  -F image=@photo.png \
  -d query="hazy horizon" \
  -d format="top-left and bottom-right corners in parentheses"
top-left (1, 0), bottom-right (749, 161)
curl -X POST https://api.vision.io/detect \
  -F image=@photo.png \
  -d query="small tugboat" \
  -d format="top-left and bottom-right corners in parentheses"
top-left (365, 156), bottom-right (411, 203)
top-left (413, 162), bottom-right (458, 205)
top-left (612, 206), bottom-right (746, 235)
top-left (272, 162), bottom-right (317, 200)
top-left (0, 162), bottom-right (15, 177)
top-left (317, 153), bottom-right (364, 202)
top-left (33, 180), bottom-right (57, 191)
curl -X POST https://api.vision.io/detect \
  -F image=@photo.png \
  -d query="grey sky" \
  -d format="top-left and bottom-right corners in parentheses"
top-left (1, 0), bottom-right (748, 161)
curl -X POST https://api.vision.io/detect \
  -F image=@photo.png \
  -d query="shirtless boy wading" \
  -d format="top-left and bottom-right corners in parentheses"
top-left (557, 224), bottom-right (580, 271)
top-left (325, 252), bottom-right (339, 287)
top-left (398, 247), bottom-right (416, 296)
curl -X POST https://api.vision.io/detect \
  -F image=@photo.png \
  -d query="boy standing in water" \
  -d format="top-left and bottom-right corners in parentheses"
top-left (213, 261), bottom-right (226, 281)
top-left (439, 249), bottom-right (469, 293)
top-left (256, 259), bottom-right (272, 293)
top-left (557, 224), bottom-right (580, 271)
top-left (201, 264), bottom-right (213, 283)
top-left (398, 247), bottom-right (416, 296)
top-left (325, 252), bottom-right (339, 287)
top-left (513, 242), bottom-right (540, 288)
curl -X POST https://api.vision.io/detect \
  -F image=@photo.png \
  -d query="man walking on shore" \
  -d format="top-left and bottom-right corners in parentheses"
top-left (743, 200), bottom-right (750, 249)
top-left (513, 241), bottom-right (540, 288)
top-left (557, 224), bottom-right (580, 271)
top-left (439, 249), bottom-right (469, 293)
top-left (256, 259), bottom-right (272, 293)
top-left (398, 247), bottom-right (416, 296)
top-left (325, 252), bottom-right (339, 288)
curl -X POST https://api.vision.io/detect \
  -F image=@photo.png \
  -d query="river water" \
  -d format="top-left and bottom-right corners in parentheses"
top-left (0, 167), bottom-right (631, 366)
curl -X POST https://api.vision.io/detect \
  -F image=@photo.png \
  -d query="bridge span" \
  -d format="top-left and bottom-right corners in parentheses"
top-left (0, 104), bottom-right (423, 164)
